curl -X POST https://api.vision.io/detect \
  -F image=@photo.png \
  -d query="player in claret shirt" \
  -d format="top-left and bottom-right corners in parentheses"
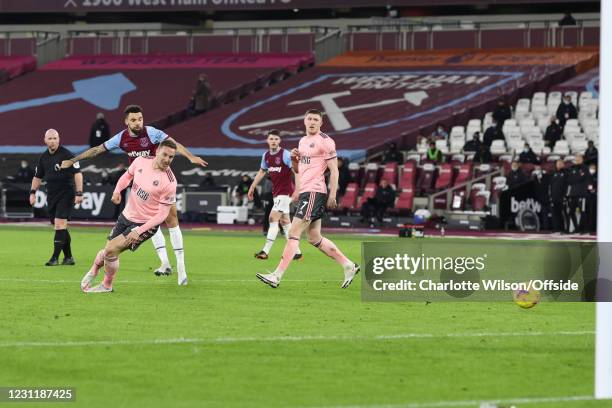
top-left (60, 105), bottom-right (207, 285)
top-left (247, 129), bottom-right (302, 260)
top-left (256, 109), bottom-right (359, 289)
top-left (80, 140), bottom-right (178, 293)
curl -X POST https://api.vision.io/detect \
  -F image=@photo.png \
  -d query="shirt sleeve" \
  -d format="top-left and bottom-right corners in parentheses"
top-left (146, 126), bottom-right (169, 144)
top-left (283, 149), bottom-right (292, 167)
top-left (324, 138), bottom-right (337, 161)
top-left (127, 157), bottom-right (140, 176)
top-left (103, 131), bottom-right (123, 151)
top-left (260, 152), bottom-right (268, 170)
top-left (34, 155), bottom-right (45, 178)
top-left (156, 182), bottom-right (177, 206)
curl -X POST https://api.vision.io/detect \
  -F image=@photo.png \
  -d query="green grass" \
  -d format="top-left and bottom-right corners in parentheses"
top-left (0, 225), bottom-right (609, 408)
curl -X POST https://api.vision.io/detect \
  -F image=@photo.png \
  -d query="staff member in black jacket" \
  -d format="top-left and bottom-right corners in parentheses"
top-left (566, 154), bottom-right (589, 233)
top-left (585, 163), bottom-right (597, 234)
top-left (29, 129), bottom-right (83, 266)
top-left (549, 159), bottom-right (567, 233)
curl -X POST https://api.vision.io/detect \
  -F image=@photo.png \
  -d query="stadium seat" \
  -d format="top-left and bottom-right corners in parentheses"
top-left (450, 154), bottom-right (465, 164)
top-left (394, 188), bottom-right (414, 214)
top-left (435, 139), bottom-right (449, 154)
top-left (490, 140), bottom-right (506, 155)
top-left (553, 140), bottom-right (570, 155)
top-left (474, 164), bottom-right (492, 179)
top-left (435, 163), bottom-right (453, 190)
top-left (381, 162), bottom-right (398, 187)
top-left (363, 163), bottom-right (379, 185)
top-left (356, 182), bottom-right (377, 208)
top-left (348, 162), bottom-right (362, 187)
top-left (399, 162), bottom-right (417, 190)
top-left (454, 162), bottom-right (473, 186)
top-left (571, 140), bottom-right (588, 154)
top-left (469, 183), bottom-right (486, 206)
top-left (418, 163), bottom-right (435, 193)
top-left (405, 153), bottom-right (421, 164)
top-left (339, 182), bottom-right (359, 212)
top-left (472, 191), bottom-right (490, 211)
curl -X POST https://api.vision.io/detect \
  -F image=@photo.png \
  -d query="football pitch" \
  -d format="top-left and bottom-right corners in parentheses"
top-left (0, 225), bottom-right (608, 408)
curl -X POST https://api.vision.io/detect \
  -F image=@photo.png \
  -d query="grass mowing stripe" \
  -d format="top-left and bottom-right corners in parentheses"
top-left (0, 330), bottom-right (594, 348)
top-left (309, 395), bottom-right (595, 408)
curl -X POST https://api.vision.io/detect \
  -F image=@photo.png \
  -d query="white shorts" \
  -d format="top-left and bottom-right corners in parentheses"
top-left (271, 195), bottom-right (292, 214)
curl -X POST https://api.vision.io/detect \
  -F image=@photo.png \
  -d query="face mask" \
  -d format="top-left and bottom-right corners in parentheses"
top-left (590, 169), bottom-right (596, 175)
top-left (20, 162), bottom-right (27, 168)
top-left (523, 148), bottom-right (529, 153)
top-left (564, 100), bottom-right (570, 105)
top-left (512, 167), bottom-right (518, 172)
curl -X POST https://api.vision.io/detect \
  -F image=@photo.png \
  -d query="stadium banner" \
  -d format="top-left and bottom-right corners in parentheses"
top-left (322, 49), bottom-right (599, 68)
top-left (33, 185), bottom-right (119, 219)
top-left (0, 0), bottom-right (568, 13)
top-left (361, 240), bottom-right (610, 302)
top-left (41, 54), bottom-right (314, 71)
top-left (498, 181), bottom-right (540, 222)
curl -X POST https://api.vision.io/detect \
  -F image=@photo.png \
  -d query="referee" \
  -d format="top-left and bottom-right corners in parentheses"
top-left (29, 129), bottom-right (83, 266)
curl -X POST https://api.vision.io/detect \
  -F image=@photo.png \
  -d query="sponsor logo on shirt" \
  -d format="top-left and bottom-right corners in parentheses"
top-left (128, 150), bottom-right (151, 158)
top-left (268, 166), bottom-right (282, 173)
top-left (301, 156), bottom-right (311, 164)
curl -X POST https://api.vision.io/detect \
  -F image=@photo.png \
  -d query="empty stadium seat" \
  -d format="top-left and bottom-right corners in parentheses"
top-left (418, 163), bottom-right (435, 193)
top-left (490, 140), bottom-right (506, 155)
top-left (394, 188), bottom-right (414, 214)
top-left (553, 140), bottom-right (570, 155)
top-left (399, 162), bottom-right (417, 190)
top-left (363, 163), bottom-right (379, 185)
top-left (469, 183), bottom-right (486, 206)
top-left (454, 162), bottom-right (473, 186)
top-left (571, 140), bottom-right (588, 154)
top-left (474, 164), bottom-right (492, 179)
top-left (472, 190), bottom-right (490, 211)
top-left (339, 182), bottom-right (359, 212)
top-left (348, 162), bottom-right (362, 186)
top-left (435, 163), bottom-right (453, 190)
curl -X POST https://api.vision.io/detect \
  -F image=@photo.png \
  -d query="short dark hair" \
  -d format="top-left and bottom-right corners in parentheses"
top-left (268, 129), bottom-right (281, 137)
top-left (124, 105), bottom-right (143, 118)
top-left (305, 109), bottom-right (323, 118)
top-left (159, 139), bottom-right (177, 150)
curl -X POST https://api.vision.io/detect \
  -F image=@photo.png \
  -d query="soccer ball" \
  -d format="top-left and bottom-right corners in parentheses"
top-left (513, 286), bottom-right (541, 309)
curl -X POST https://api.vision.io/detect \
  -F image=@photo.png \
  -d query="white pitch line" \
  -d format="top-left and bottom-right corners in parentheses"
top-left (0, 278), bottom-right (335, 284)
top-left (307, 395), bottom-right (594, 408)
top-left (0, 330), bottom-right (594, 349)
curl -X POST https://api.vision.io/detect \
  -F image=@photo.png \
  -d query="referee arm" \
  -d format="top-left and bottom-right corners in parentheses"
top-left (29, 177), bottom-right (42, 206)
top-left (74, 172), bottom-right (83, 205)
top-left (59, 144), bottom-right (106, 170)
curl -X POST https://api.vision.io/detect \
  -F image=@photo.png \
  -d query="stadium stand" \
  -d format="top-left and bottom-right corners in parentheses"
top-left (0, 53), bottom-right (314, 149)
top-left (0, 56), bottom-right (36, 84)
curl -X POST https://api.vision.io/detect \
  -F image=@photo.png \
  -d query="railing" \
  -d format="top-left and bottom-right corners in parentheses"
top-left (427, 168), bottom-right (503, 213)
top-left (35, 33), bottom-right (64, 66)
top-left (314, 28), bottom-right (344, 64)
top-left (346, 17), bottom-right (600, 51)
top-left (65, 26), bottom-right (339, 55)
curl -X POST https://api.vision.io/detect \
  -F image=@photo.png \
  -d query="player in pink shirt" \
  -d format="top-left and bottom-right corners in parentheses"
top-left (80, 140), bottom-right (179, 293)
top-left (59, 105), bottom-right (206, 285)
top-left (256, 109), bottom-right (359, 289)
